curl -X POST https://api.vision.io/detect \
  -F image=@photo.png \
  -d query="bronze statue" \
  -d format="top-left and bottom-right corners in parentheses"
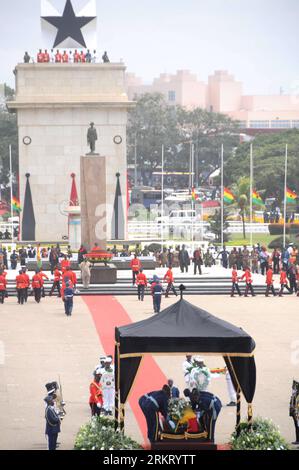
top-left (87, 122), bottom-right (98, 154)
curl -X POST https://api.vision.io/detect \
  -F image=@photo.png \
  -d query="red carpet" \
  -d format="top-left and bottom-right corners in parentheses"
top-left (83, 296), bottom-right (167, 443)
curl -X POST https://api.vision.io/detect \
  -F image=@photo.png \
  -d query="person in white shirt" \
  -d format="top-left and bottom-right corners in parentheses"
top-left (182, 355), bottom-right (193, 386)
top-left (101, 357), bottom-right (115, 415)
top-left (92, 50), bottom-right (97, 63)
top-left (50, 49), bottom-right (55, 63)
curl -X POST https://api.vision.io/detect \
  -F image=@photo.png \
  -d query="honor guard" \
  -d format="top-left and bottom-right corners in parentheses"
top-left (182, 355), bottom-right (193, 386)
top-left (130, 255), bottom-right (141, 285)
top-left (279, 267), bottom-right (291, 296)
top-left (289, 380), bottom-right (299, 445)
top-left (139, 385), bottom-right (175, 443)
top-left (241, 267), bottom-right (256, 297)
top-left (50, 266), bottom-right (62, 297)
top-left (22, 268), bottom-right (30, 303)
top-left (37, 49), bottom-right (44, 63)
top-left (32, 270), bottom-right (43, 303)
top-left (231, 265), bottom-right (242, 297)
top-left (0, 270), bottom-right (7, 304)
top-left (89, 370), bottom-right (103, 417)
top-left (55, 50), bottom-right (62, 63)
top-left (164, 266), bottom-right (178, 298)
top-left (102, 357), bottom-right (115, 416)
top-left (62, 51), bottom-right (69, 63)
top-left (44, 395), bottom-right (61, 451)
top-left (151, 276), bottom-right (164, 313)
top-left (265, 265), bottom-right (277, 297)
top-left (44, 49), bottom-right (50, 62)
top-left (16, 270), bottom-right (26, 305)
top-left (136, 269), bottom-right (147, 301)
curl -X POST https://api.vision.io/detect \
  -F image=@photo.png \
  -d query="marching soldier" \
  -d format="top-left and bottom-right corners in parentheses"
top-left (37, 49), bottom-right (44, 63)
top-left (265, 264), bottom-right (277, 297)
top-left (38, 270), bottom-right (49, 298)
top-left (89, 370), bottom-right (103, 417)
top-left (279, 267), bottom-right (291, 296)
top-left (151, 276), bottom-right (164, 313)
top-left (241, 267), bottom-right (256, 297)
top-left (136, 269), bottom-right (147, 301)
top-left (61, 255), bottom-right (71, 273)
top-left (63, 282), bottom-right (74, 317)
top-left (130, 254), bottom-right (141, 286)
top-left (32, 270), bottom-right (43, 303)
top-left (62, 266), bottom-right (77, 290)
top-left (22, 268), bottom-right (30, 303)
top-left (230, 264), bottom-right (242, 297)
top-left (44, 395), bottom-right (61, 451)
top-left (0, 270), bottom-right (7, 304)
top-left (16, 270), bottom-right (26, 305)
top-left (49, 266), bottom-right (62, 297)
top-left (164, 266), bottom-right (178, 298)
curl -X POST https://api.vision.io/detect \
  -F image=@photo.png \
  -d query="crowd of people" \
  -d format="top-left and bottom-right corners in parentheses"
top-left (23, 49), bottom-right (110, 64)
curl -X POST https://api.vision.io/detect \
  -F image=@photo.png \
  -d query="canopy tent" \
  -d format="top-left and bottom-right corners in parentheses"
top-left (115, 298), bottom-right (256, 436)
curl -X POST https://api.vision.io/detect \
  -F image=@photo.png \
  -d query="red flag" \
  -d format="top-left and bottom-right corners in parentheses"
top-left (70, 173), bottom-right (79, 206)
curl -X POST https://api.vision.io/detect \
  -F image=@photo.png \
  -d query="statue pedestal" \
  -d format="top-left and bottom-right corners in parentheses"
top-left (91, 265), bottom-right (117, 284)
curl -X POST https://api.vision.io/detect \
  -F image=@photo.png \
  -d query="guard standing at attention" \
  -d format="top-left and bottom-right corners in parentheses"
top-left (44, 395), bottom-right (61, 451)
top-left (151, 276), bottom-right (164, 313)
top-left (32, 270), bottom-right (43, 303)
top-left (89, 370), bottom-right (103, 417)
top-left (50, 266), bottom-right (62, 297)
top-left (22, 268), bottom-right (30, 303)
top-left (16, 270), bottom-right (26, 305)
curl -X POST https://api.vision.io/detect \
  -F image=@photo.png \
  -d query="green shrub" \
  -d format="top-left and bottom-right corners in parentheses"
top-left (230, 417), bottom-right (290, 451)
top-left (268, 224), bottom-right (299, 235)
top-left (74, 416), bottom-right (142, 451)
top-left (268, 236), bottom-right (291, 249)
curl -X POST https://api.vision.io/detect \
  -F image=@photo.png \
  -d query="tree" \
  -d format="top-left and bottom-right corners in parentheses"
top-left (231, 177), bottom-right (250, 239)
top-left (225, 130), bottom-right (299, 203)
top-left (0, 108), bottom-right (18, 203)
top-left (208, 208), bottom-right (230, 243)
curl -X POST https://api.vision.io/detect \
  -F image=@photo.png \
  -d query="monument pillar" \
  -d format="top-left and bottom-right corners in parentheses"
top-left (80, 155), bottom-right (107, 251)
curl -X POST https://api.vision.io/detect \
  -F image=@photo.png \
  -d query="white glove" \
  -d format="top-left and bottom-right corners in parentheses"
top-left (168, 420), bottom-right (176, 430)
top-left (96, 403), bottom-right (102, 409)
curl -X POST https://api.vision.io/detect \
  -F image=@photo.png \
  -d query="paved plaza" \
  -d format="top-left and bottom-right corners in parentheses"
top-left (0, 289), bottom-right (298, 450)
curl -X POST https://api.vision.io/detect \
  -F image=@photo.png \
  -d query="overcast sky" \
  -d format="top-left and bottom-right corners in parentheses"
top-left (0, 0), bottom-right (298, 94)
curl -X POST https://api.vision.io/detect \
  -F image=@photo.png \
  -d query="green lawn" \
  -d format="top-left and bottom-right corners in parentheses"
top-left (226, 233), bottom-right (278, 248)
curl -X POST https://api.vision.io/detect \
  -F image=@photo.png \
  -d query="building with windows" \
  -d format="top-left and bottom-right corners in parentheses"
top-left (126, 69), bottom-right (299, 132)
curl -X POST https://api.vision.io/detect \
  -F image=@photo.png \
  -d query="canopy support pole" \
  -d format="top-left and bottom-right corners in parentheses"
top-left (114, 341), bottom-right (120, 430)
top-left (236, 387), bottom-right (241, 436)
top-left (247, 403), bottom-right (253, 431)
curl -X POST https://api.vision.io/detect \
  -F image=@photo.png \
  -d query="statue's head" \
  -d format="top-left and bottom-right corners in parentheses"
top-left (90, 122), bottom-right (94, 127)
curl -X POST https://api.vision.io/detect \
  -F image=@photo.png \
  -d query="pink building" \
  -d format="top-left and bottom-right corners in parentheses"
top-left (126, 69), bottom-right (299, 130)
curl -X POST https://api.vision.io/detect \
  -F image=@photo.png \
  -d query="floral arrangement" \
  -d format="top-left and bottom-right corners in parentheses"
top-left (188, 366), bottom-right (211, 391)
top-left (168, 398), bottom-right (190, 422)
top-left (230, 417), bottom-right (290, 451)
top-left (74, 416), bottom-right (142, 451)
top-left (85, 250), bottom-right (113, 265)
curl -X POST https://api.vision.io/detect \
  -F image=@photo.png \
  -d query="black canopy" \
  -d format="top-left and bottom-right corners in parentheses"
top-left (115, 299), bottom-right (256, 432)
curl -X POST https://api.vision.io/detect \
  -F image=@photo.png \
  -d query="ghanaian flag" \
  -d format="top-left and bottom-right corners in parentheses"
top-left (286, 187), bottom-right (297, 204)
top-left (252, 190), bottom-right (264, 207)
top-left (12, 197), bottom-right (21, 213)
top-left (223, 187), bottom-right (235, 205)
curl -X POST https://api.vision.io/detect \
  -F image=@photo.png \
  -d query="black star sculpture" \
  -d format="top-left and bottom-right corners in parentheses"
top-left (42, 0), bottom-right (96, 48)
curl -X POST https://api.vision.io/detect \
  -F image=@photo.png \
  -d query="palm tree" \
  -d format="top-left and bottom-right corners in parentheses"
top-left (232, 177), bottom-right (250, 239)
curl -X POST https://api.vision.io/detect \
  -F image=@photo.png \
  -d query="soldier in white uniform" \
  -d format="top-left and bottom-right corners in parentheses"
top-left (182, 355), bottom-right (193, 386)
top-left (226, 369), bottom-right (237, 406)
top-left (101, 357), bottom-right (115, 415)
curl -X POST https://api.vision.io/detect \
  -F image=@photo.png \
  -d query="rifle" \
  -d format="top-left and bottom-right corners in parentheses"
top-left (56, 376), bottom-right (66, 418)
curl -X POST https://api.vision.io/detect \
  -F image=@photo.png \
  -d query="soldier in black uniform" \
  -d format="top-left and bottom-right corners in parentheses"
top-left (139, 385), bottom-right (175, 443)
top-left (184, 388), bottom-right (222, 443)
top-left (290, 380), bottom-right (299, 445)
top-left (44, 395), bottom-right (61, 451)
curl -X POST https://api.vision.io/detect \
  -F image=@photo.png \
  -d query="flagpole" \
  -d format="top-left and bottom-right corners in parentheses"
top-left (161, 144), bottom-right (164, 249)
top-left (221, 144), bottom-right (224, 249)
top-left (250, 144), bottom-right (253, 249)
top-left (191, 144), bottom-right (195, 248)
top-left (283, 144), bottom-right (288, 248)
top-left (9, 145), bottom-right (14, 242)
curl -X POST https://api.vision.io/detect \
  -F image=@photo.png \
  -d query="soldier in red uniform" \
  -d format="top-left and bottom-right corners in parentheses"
top-left (62, 267), bottom-right (77, 289)
top-left (241, 267), bottom-right (256, 297)
top-left (16, 270), bottom-right (27, 305)
top-left (62, 51), bottom-right (69, 63)
top-left (55, 50), bottom-right (62, 63)
top-left (44, 49), bottom-right (50, 63)
top-left (61, 255), bottom-right (71, 273)
top-left (164, 266), bottom-right (178, 298)
top-left (22, 268), bottom-right (30, 303)
top-left (89, 370), bottom-right (103, 417)
top-left (73, 49), bottom-right (81, 63)
top-left (37, 49), bottom-right (44, 63)
top-left (32, 270), bottom-right (43, 303)
top-left (130, 255), bottom-right (141, 285)
top-left (136, 269), bottom-right (148, 301)
top-left (0, 270), bottom-right (7, 304)
top-left (38, 270), bottom-right (49, 298)
top-left (231, 265), bottom-right (242, 297)
top-left (50, 266), bottom-right (62, 297)
top-left (279, 267), bottom-right (291, 296)
top-left (80, 50), bottom-right (86, 63)
top-left (265, 265), bottom-right (277, 297)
